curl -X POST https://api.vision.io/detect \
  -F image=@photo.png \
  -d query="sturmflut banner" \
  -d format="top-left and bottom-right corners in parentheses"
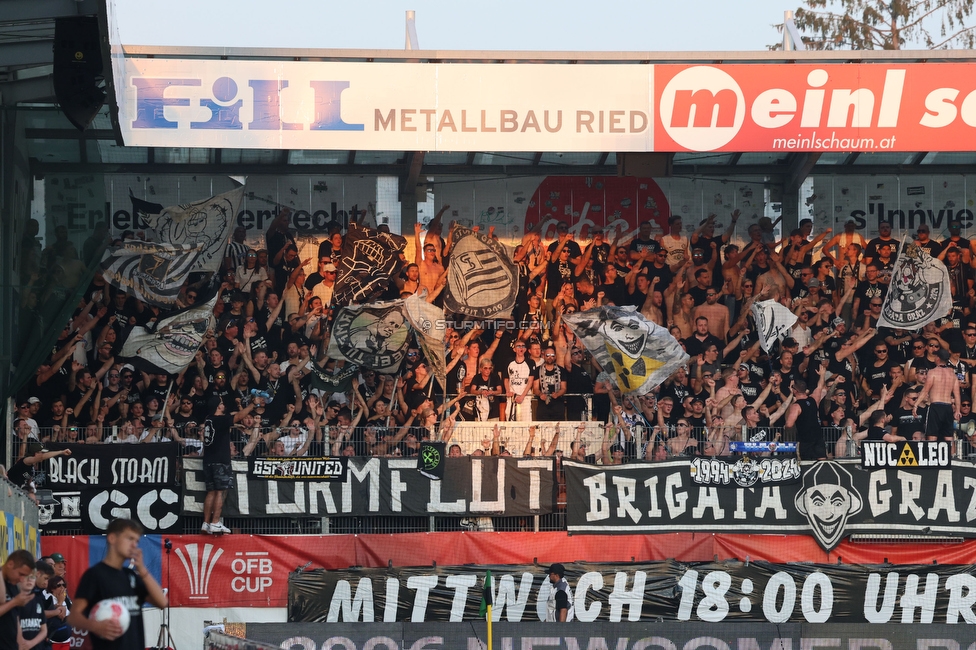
top-left (182, 456), bottom-right (555, 517)
top-left (564, 459), bottom-right (976, 551)
top-left (285, 561), bottom-right (976, 624)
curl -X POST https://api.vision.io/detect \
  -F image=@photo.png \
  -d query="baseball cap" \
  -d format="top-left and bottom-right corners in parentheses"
top-left (832, 317), bottom-right (845, 326)
top-left (50, 553), bottom-right (65, 563)
top-left (546, 563), bottom-right (566, 578)
top-left (807, 278), bottom-right (821, 288)
top-left (322, 263), bottom-right (337, 272)
top-left (27, 397), bottom-right (41, 405)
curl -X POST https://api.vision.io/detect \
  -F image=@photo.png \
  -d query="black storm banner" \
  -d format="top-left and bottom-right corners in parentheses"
top-left (183, 456), bottom-right (554, 517)
top-left (42, 443), bottom-right (182, 534)
top-left (565, 459), bottom-right (976, 550)
top-left (246, 622), bottom-right (976, 650)
top-left (286, 561), bottom-right (976, 624)
top-left (46, 443), bottom-right (179, 487)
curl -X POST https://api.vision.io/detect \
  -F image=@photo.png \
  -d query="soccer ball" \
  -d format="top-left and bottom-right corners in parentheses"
top-left (89, 599), bottom-right (130, 635)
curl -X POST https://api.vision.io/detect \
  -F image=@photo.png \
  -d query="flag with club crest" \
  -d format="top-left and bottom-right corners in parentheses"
top-left (562, 306), bottom-right (688, 395)
top-left (142, 185), bottom-right (245, 273)
top-left (101, 240), bottom-right (204, 307)
top-left (118, 292), bottom-right (219, 375)
top-left (334, 224), bottom-right (407, 304)
top-left (751, 299), bottom-right (799, 353)
top-left (404, 291), bottom-right (446, 388)
top-left (327, 300), bottom-right (411, 374)
top-left (877, 238), bottom-right (952, 331)
top-left (444, 226), bottom-right (518, 319)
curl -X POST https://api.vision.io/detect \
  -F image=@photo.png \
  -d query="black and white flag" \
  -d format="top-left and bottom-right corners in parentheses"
top-left (404, 291), bottom-right (446, 387)
top-left (101, 240), bottom-right (204, 307)
top-left (563, 306), bottom-right (688, 395)
top-left (327, 300), bottom-right (410, 374)
top-left (334, 224), bottom-right (406, 304)
top-left (143, 186), bottom-right (244, 273)
top-left (751, 299), bottom-right (798, 353)
top-left (877, 239), bottom-right (951, 330)
top-left (444, 226), bottom-right (518, 318)
top-left (119, 293), bottom-right (219, 375)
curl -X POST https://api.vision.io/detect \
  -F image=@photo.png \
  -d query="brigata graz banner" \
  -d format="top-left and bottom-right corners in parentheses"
top-left (244, 622), bottom-right (976, 650)
top-left (287, 561), bottom-right (976, 624)
top-left (565, 459), bottom-right (976, 551)
top-left (183, 456), bottom-right (554, 517)
top-left (42, 443), bottom-right (181, 534)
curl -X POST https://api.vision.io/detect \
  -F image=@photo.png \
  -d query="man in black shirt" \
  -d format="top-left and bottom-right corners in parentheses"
top-left (0, 551), bottom-right (36, 650)
top-left (200, 397), bottom-right (256, 534)
top-left (67, 519), bottom-right (166, 650)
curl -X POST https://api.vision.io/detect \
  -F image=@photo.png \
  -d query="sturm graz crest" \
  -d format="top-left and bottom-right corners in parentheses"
top-left (879, 242), bottom-right (950, 329)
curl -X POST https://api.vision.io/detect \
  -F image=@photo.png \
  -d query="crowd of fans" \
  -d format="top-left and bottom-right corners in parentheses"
top-left (9, 206), bottom-right (976, 496)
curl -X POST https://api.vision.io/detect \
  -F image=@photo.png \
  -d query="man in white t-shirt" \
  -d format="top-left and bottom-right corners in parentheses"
top-left (505, 341), bottom-right (534, 422)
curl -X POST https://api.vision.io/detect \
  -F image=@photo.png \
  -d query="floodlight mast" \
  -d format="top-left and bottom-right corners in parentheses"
top-left (406, 10), bottom-right (419, 50)
top-left (783, 10), bottom-right (806, 51)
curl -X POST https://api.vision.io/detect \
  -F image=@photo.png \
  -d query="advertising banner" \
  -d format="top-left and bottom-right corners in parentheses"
top-left (43, 443), bottom-right (181, 534)
top-left (565, 459), bottom-right (976, 551)
top-left (182, 456), bottom-right (555, 518)
top-left (244, 621), bottom-right (976, 649)
top-left (287, 560), bottom-right (976, 624)
top-left (115, 58), bottom-right (976, 153)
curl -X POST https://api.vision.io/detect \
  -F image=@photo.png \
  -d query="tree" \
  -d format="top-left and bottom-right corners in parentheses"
top-left (773, 0), bottom-right (976, 50)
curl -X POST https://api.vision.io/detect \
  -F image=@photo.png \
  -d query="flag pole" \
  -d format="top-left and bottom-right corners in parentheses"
top-left (487, 602), bottom-right (492, 650)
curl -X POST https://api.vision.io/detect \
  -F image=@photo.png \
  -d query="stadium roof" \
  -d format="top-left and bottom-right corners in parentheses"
top-left (5, 1), bottom-right (976, 180)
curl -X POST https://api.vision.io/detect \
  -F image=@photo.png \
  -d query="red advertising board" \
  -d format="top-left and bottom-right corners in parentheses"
top-left (654, 63), bottom-right (976, 152)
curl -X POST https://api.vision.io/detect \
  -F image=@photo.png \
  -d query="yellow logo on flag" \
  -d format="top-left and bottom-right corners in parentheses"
top-left (897, 445), bottom-right (918, 466)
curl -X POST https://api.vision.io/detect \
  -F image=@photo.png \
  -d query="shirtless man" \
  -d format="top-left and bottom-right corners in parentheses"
top-left (670, 279), bottom-right (696, 339)
top-left (641, 277), bottom-right (666, 325)
top-left (755, 251), bottom-right (794, 301)
top-left (693, 287), bottom-right (729, 340)
top-left (915, 348), bottom-right (961, 442)
top-left (414, 222), bottom-right (445, 294)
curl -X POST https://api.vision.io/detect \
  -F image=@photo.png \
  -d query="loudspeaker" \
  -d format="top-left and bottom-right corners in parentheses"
top-left (617, 153), bottom-right (673, 178)
top-left (53, 16), bottom-right (106, 131)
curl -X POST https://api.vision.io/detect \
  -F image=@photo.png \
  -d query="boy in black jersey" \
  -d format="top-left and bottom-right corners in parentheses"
top-left (15, 569), bottom-right (46, 650)
top-left (0, 550), bottom-right (37, 650)
top-left (67, 519), bottom-right (166, 650)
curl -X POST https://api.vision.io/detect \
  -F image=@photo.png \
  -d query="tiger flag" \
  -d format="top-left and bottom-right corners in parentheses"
top-left (877, 238), bottom-right (952, 331)
top-left (118, 292), bottom-right (219, 375)
top-left (562, 306), bottom-right (688, 395)
top-left (444, 226), bottom-right (518, 319)
top-left (101, 240), bottom-right (204, 307)
top-left (479, 570), bottom-right (493, 649)
top-left (750, 299), bottom-right (799, 353)
top-left (404, 291), bottom-right (446, 388)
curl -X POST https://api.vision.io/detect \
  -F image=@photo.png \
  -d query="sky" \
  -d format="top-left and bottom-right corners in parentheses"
top-left (112, 0), bottom-right (797, 52)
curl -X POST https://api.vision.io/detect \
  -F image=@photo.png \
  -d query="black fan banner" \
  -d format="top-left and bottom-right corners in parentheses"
top-left (565, 459), bottom-right (976, 551)
top-left (245, 622), bottom-right (976, 650)
top-left (286, 560), bottom-right (976, 624)
top-left (182, 456), bottom-right (554, 517)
